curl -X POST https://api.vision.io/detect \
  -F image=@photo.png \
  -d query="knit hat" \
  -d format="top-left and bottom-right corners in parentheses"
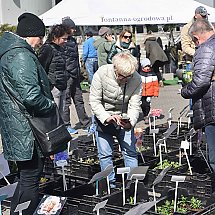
top-left (16, 12), bottom-right (45, 37)
top-left (98, 27), bottom-right (112, 36)
top-left (62, 17), bottom-right (76, 29)
top-left (195, 6), bottom-right (209, 17)
top-left (141, 58), bottom-right (151, 68)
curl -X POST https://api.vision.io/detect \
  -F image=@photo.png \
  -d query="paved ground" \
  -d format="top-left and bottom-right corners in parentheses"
top-left (2, 83), bottom-right (189, 214)
top-left (70, 83), bottom-right (189, 133)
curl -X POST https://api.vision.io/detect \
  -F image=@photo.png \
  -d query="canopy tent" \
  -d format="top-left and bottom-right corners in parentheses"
top-left (40, 0), bottom-right (215, 26)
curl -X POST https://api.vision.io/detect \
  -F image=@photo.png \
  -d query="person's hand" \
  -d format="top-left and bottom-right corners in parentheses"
top-left (105, 115), bottom-right (122, 125)
top-left (50, 155), bottom-right (54, 160)
top-left (105, 115), bottom-right (132, 130)
top-left (120, 121), bottom-right (132, 130)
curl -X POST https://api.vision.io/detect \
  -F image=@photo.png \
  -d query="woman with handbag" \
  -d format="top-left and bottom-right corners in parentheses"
top-left (89, 52), bottom-right (142, 187)
top-left (0, 13), bottom-right (57, 214)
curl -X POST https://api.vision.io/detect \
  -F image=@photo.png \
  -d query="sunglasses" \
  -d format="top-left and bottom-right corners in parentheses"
top-left (123, 35), bottom-right (132, 39)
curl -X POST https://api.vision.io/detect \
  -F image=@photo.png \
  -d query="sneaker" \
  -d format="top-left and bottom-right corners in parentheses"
top-left (67, 126), bottom-right (78, 135)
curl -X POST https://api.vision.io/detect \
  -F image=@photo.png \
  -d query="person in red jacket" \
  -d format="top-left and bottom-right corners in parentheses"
top-left (140, 58), bottom-right (159, 124)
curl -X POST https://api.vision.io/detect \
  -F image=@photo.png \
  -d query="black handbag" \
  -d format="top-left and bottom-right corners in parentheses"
top-left (1, 73), bottom-right (72, 156)
top-left (27, 106), bottom-right (72, 156)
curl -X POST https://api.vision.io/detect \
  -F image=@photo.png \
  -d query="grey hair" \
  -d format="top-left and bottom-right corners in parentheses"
top-left (188, 19), bottom-right (214, 37)
top-left (112, 51), bottom-right (138, 76)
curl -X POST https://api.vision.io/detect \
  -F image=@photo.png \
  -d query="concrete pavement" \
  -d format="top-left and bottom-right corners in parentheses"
top-left (70, 83), bottom-right (189, 132)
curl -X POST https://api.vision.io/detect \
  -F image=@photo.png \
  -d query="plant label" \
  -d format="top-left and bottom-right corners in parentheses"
top-left (117, 167), bottom-right (130, 174)
top-left (33, 195), bottom-right (66, 215)
top-left (93, 199), bottom-right (108, 212)
top-left (56, 160), bottom-right (68, 167)
top-left (171, 175), bottom-right (186, 182)
top-left (181, 140), bottom-right (189, 150)
top-left (188, 128), bottom-right (196, 136)
top-left (163, 123), bottom-right (177, 138)
top-left (0, 153), bottom-right (10, 179)
top-left (150, 129), bottom-right (159, 134)
top-left (89, 165), bottom-right (113, 184)
top-left (186, 110), bottom-right (193, 118)
top-left (14, 200), bottom-right (31, 213)
top-left (130, 173), bottom-right (145, 180)
top-left (156, 138), bottom-right (164, 146)
top-left (0, 182), bottom-right (18, 198)
top-left (128, 166), bottom-right (149, 180)
top-left (152, 166), bottom-right (171, 186)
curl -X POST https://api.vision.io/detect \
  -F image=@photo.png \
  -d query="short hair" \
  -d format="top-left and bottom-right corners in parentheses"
top-left (47, 24), bottom-right (70, 42)
top-left (189, 19), bottom-right (214, 37)
top-left (112, 52), bottom-right (138, 76)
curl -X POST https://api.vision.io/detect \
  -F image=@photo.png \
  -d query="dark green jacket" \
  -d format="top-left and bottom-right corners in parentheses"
top-left (107, 40), bottom-right (139, 64)
top-left (0, 32), bottom-right (55, 161)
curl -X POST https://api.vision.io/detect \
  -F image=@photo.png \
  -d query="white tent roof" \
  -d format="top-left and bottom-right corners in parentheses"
top-left (40, 0), bottom-right (215, 26)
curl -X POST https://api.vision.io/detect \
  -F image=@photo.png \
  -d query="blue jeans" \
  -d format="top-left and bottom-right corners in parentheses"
top-left (95, 128), bottom-right (138, 183)
top-left (205, 124), bottom-right (215, 172)
top-left (85, 58), bottom-right (98, 83)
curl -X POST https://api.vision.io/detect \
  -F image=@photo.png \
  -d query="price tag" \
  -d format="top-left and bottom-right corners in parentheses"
top-left (181, 140), bottom-right (189, 150)
top-left (56, 160), bottom-right (68, 167)
top-left (93, 199), bottom-right (108, 212)
top-left (117, 167), bottom-right (130, 174)
top-left (171, 175), bottom-right (186, 182)
top-left (14, 200), bottom-right (31, 213)
top-left (150, 129), bottom-right (159, 134)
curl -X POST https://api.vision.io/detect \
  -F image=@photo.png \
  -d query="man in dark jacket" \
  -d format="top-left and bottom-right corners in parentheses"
top-left (0, 13), bottom-right (55, 214)
top-left (181, 19), bottom-right (215, 190)
top-left (62, 17), bottom-right (91, 133)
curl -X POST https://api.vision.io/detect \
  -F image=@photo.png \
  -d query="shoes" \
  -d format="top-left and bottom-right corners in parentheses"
top-left (67, 126), bottom-right (78, 135)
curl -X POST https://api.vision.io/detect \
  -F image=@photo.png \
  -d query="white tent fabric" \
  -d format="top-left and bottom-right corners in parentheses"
top-left (40, 0), bottom-right (215, 26)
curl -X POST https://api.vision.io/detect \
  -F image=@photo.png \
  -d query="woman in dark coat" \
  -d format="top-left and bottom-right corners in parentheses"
top-left (144, 35), bottom-right (168, 86)
top-left (38, 24), bottom-right (69, 116)
top-left (107, 29), bottom-right (140, 64)
top-left (0, 13), bottom-right (55, 214)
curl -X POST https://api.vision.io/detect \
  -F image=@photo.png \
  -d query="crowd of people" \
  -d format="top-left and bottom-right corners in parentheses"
top-left (1, 4), bottom-right (215, 214)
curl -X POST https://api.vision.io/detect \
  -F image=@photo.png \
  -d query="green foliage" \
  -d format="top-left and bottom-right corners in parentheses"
top-left (157, 195), bottom-right (202, 215)
top-left (190, 196), bottom-right (202, 209)
top-left (154, 159), bottom-right (180, 170)
top-left (157, 200), bottom-right (174, 215)
top-left (0, 24), bottom-right (16, 37)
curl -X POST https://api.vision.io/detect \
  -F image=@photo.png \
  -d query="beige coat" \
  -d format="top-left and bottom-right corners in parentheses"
top-left (181, 19), bottom-right (196, 59)
top-left (89, 64), bottom-right (142, 127)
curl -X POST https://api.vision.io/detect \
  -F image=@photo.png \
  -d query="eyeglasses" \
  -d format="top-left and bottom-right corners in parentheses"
top-left (116, 73), bottom-right (133, 80)
top-left (123, 35), bottom-right (132, 39)
top-left (191, 35), bottom-right (199, 45)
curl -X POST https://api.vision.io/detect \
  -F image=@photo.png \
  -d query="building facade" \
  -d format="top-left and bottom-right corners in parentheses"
top-left (0, 0), bottom-right (59, 25)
